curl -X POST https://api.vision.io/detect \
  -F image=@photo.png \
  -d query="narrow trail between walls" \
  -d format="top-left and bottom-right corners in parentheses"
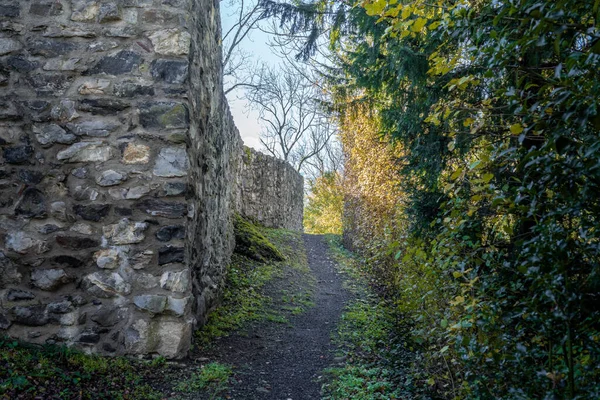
top-left (199, 234), bottom-right (350, 399)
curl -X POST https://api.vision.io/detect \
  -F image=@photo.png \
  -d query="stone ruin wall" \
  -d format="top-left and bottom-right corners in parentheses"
top-left (0, 0), bottom-right (304, 359)
top-left (235, 147), bottom-right (304, 232)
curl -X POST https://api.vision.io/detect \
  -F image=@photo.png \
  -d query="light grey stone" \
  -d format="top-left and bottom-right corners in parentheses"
top-left (70, 222), bottom-right (93, 235)
top-left (51, 100), bottom-right (80, 122)
top-left (155, 319), bottom-right (192, 358)
top-left (153, 146), bottom-right (188, 177)
top-left (33, 124), bottom-right (77, 146)
top-left (108, 188), bottom-right (127, 200)
top-left (0, 38), bottom-right (22, 55)
top-left (165, 296), bottom-right (191, 317)
top-left (31, 268), bottom-right (70, 290)
top-left (43, 26), bottom-right (96, 38)
top-left (160, 269), bottom-right (190, 293)
top-left (130, 250), bottom-right (153, 270)
top-left (134, 294), bottom-right (167, 314)
top-left (50, 201), bottom-right (68, 221)
top-left (56, 141), bottom-right (114, 162)
top-left (134, 272), bottom-right (158, 289)
top-left (78, 79), bottom-right (111, 95)
top-left (43, 58), bottom-right (81, 71)
top-left (71, 0), bottom-right (99, 21)
top-left (93, 248), bottom-right (122, 269)
top-left (102, 218), bottom-right (148, 245)
top-left (84, 272), bottom-right (131, 297)
top-left (96, 170), bottom-right (126, 186)
top-left (66, 120), bottom-right (119, 137)
top-left (6, 232), bottom-right (49, 255)
top-left (125, 185), bottom-right (150, 199)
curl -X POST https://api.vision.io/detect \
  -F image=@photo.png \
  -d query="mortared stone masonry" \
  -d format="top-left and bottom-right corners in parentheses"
top-left (0, 0), bottom-right (303, 358)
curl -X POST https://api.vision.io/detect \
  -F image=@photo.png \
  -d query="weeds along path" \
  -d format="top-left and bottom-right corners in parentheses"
top-left (194, 234), bottom-right (350, 400)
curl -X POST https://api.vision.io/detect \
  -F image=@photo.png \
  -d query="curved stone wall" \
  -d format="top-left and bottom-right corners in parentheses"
top-left (235, 147), bottom-right (304, 232)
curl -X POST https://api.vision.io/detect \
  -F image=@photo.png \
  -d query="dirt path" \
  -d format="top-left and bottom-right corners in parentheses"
top-left (202, 234), bottom-right (349, 399)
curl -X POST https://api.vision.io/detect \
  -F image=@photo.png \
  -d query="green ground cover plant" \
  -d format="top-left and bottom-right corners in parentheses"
top-left (322, 235), bottom-right (416, 400)
top-left (174, 362), bottom-right (232, 400)
top-left (0, 337), bottom-right (163, 399)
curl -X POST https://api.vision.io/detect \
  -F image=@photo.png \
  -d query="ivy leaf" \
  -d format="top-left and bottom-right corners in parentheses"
top-left (411, 17), bottom-right (427, 32)
top-left (510, 124), bottom-right (524, 134)
top-left (364, 0), bottom-right (386, 16)
top-left (482, 173), bottom-right (494, 183)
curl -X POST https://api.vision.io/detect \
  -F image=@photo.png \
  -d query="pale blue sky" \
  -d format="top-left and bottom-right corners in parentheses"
top-left (220, 1), bottom-right (282, 151)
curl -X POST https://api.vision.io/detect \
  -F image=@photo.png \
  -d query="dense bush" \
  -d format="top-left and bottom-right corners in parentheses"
top-left (330, 0), bottom-right (600, 398)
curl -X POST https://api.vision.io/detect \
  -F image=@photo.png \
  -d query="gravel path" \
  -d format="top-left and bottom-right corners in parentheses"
top-left (203, 234), bottom-right (349, 400)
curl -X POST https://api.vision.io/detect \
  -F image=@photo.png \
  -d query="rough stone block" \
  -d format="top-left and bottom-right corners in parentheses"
top-left (134, 294), bottom-right (167, 314)
top-left (153, 146), bottom-right (188, 177)
top-left (3, 145), bottom-right (34, 164)
top-left (15, 188), bottom-right (47, 218)
top-left (33, 124), bottom-right (77, 146)
top-left (11, 305), bottom-right (48, 326)
top-left (31, 268), bottom-right (71, 290)
top-left (139, 101), bottom-right (189, 130)
top-left (4, 55), bottom-right (39, 72)
top-left (0, 4), bottom-right (20, 18)
top-left (150, 59), bottom-right (188, 84)
top-left (135, 199), bottom-right (187, 218)
top-left (122, 143), bottom-right (150, 164)
top-left (158, 246), bottom-right (184, 265)
top-left (156, 225), bottom-right (185, 242)
top-left (66, 120), bottom-right (120, 137)
top-left (71, 1), bottom-right (100, 22)
top-left (103, 218), bottom-right (148, 245)
top-left (0, 38), bottom-right (22, 55)
top-left (0, 251), bottom-right (23, 287)
top-left (78, 99), bottom-right (129, 115)
top-left (93, 248), bottom-right (123, 269)
top-left (73, 204), bottom-right (111, 222)
top-left (57, 141), bottom-right (114, 163)
top-left (96, 169), bottom-right (127, 186)
top-left (85, 50), bottom-right (141, 75)
top-left (98, 2), bottom-right (121, 23)
top-left (78, 79), bottom-right (111, 95)
top-left (28, 39), bottom-right (77, 57)
top-left (51, 100), bottom-right (80, 122)
top-left (6, 232), bottom-right (49, 255)
top-left (148, 28), bottom-right (191, 56)
top-left (6, 289), bottom-right (35, 301)
top-left (160, 269), bottom-right (190, 292)
top-left (84, 271), bottom-right (131, 297)
top-left (113, 79), bottom-right (154, 98)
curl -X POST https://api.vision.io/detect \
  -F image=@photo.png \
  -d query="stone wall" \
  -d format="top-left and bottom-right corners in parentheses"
top-left (235, 147), bottom-right (304, 232)
top-left (186, 0), bottom-right (243, 327)
top-left (0, 0), bottom-right (303, 359)
top-left (0, 0), bottom-right (205, 358)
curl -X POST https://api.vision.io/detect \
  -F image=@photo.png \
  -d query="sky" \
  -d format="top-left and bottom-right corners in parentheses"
top-left (220, 1), bottom-right (282, 151)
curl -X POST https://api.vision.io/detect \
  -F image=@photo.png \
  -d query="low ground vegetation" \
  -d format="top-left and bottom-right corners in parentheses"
top-left (322, 235), bottom-right (417, 400)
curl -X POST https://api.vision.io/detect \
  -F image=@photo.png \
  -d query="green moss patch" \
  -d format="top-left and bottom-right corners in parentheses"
top-left (233, 214), bottom-right (284, 262)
